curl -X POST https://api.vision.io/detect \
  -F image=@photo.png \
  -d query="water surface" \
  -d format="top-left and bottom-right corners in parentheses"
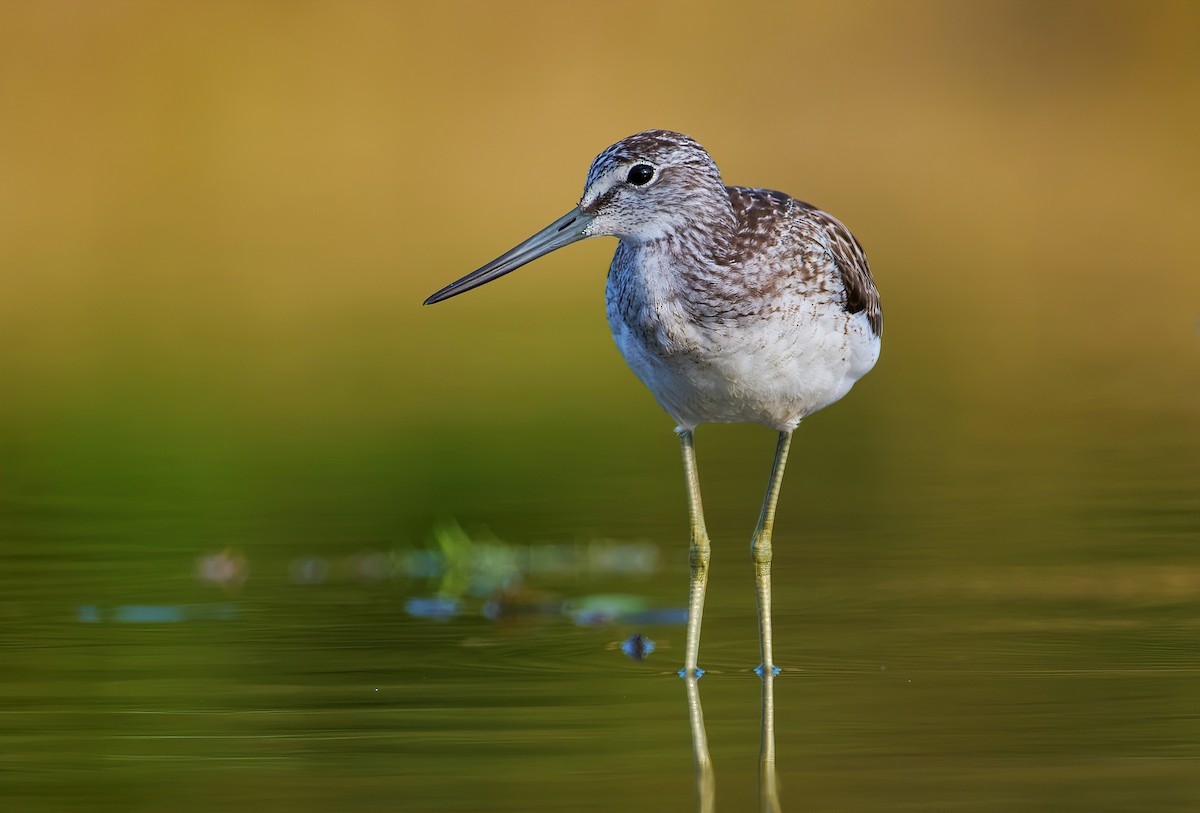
top-left (2, 3), bottom-right (1199, 811)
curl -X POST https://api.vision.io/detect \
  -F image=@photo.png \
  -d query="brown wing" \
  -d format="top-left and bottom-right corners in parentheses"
top-left (726, 187), bottom-right (882, 337)
top-left (801, 203), bottom-right (882, 336)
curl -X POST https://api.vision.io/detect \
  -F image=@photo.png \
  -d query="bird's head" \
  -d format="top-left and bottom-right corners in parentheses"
top-left (424, 130), bottom-right (728, 305)
top-left (577, 130), bottom-right (728, 243)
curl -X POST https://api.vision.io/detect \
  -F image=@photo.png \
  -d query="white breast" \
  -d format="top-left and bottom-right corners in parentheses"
top-left (605, 244), bottom-right (880, 432)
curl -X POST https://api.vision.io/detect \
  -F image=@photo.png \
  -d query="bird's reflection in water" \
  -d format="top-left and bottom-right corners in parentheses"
top-left (758, 666), bottom-right (782, 813)
top-left (683, 672), bottom-right (714, 813)
top-left (683, 670), bottom-right (782, 813)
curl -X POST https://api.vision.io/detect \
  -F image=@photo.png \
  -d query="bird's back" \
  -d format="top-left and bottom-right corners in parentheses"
top-left (723, 186), bottom-right (881, 336)
top-left (606, 186), bottom-right (881, 431)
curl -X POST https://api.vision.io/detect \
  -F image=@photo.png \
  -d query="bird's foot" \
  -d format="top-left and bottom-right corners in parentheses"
top-left (754, 663), bottom-right (782, 677)
top-left (677, 666), bottom-right (706, 679)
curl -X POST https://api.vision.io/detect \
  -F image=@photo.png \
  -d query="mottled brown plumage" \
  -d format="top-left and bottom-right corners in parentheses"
top-left (725, 187), bottom-right (882, 335)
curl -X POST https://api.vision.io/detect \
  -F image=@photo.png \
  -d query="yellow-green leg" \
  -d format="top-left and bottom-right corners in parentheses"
top-left (678, 428), bottom-right (711, 678)
top-left (753, 430), bottom-right (793, 678)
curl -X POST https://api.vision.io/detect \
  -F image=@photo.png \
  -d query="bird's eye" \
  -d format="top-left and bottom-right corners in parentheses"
top-left (626, 164), bottom-right (655, 186)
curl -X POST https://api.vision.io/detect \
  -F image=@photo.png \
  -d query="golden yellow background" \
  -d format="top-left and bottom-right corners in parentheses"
top-left (2, 1), bottom-right (1196, 437)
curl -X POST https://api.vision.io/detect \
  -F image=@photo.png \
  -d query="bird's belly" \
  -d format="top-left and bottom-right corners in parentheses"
top-left (609, 306), bottom-right (879, 432)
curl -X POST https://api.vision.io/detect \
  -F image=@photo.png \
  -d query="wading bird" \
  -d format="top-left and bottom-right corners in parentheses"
top-left (425, 130), bottom-right (881, 677)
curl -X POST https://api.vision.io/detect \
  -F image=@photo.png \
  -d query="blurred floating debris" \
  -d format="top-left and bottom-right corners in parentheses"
top-left (569, 595), bottom-right (687, 627)
top-left (115, 605), bottom-right (184, 623)
top-left (288, 552), bottom-right (392, 585)
top-left (565, 593), bottom-right (653, 626)
top-left (429, 520), bottom-right (521, 598)
top-left (620, 632), bottom-right (655, 662)
top-left (77, 604), bottom-right (238, 623)
top-left (346, 551), bottom-right (390, 583)
top-left (70, 532), bottom-right (674, 628)
top-left (289, 556), bottom-right (329, 585)
top-left (395, 520), bottom-right (661, 597)
top-left (579, 541), bottom-right (660, 575)
top-left (279, 522), bottom-right (661, 596)
top-left (272, 523), bottom-right (672, 627)
top-left (481, 584), bottom-right (563, 622)
top-left (622, 607), bottom-right (689, 625)
top-left (405, 596), bottom-right (461, 621)
top-left (400, 549), bottom-right (441, 579)
top-left (195, 548), bottom-right (248, 591)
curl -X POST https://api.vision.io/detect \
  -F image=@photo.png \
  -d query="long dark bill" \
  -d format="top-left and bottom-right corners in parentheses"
top-left (424, 207), bottom-right (594, 305)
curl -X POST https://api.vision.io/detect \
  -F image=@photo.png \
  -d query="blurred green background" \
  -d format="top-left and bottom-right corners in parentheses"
top-left (1, 2), bottom-right (1198, 812)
